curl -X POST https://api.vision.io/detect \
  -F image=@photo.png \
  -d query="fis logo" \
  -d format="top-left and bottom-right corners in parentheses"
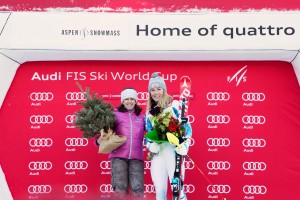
top-left (227, 65), bottom-right (247, 86)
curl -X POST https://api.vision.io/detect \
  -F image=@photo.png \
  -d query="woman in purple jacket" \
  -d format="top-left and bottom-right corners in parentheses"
top-left (109, 88), bottom-right (145, 199)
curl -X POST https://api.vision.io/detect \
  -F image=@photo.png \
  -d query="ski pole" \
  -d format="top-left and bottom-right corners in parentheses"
top-left (186, 155), bottom-right (227, 200)
top-left (167, 133), bottom-right (227, 200)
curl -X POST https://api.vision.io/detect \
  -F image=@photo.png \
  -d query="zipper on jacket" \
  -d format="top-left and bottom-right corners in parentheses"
top-left (128, 112), bottom-right (133, 159)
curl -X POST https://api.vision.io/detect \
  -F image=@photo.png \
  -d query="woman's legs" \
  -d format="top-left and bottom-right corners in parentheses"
top-left (111, 158), bottom-right (129, 198)
top-left (129, 159), bottom-right (144, 198)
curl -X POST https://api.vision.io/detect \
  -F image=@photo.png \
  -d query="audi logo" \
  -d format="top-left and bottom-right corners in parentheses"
top-left (29, 138), bottom-right (53, 147)
top-left (242, 115), bottom-right (266, 124)
top-left (207, 115), bottom-right (230, 124)
top-left (100, 161), bottom-right (111, 170)
top-left (207, 185), bottom-right (231, 194)
top-left (144, 161), bottom-right (151, 170)
top-left (65, 115), bottom-right (76, 124)
top-left (243, 185), bottom-right (267, 194)
top-left (207, 92), bottom-right (230, 101)
top-left (30, 92), bottom-right (54, 101)
top-left (207, 138), bottom-right (230, 147)
top-left (242, 138), bottom-right (266, 148)
top-left (187, 115), bottom-right (195, 124)
top-left (64, 184), bottom-right (88, 193)
top-left (181, 137), bottom-right (195, 148)
top-left (144, 184), bottom-right (155, 193)
top-left (242, 93), bottom-right (265, 101)
top-left (183, 184), bottom-right (195, 193)
top-left (29, 161), bottom-right (52, 170)
top-left (99, 184), bottom-right (113, 193)
top-left (207, 161), bottom-right (230, 170)
top-left (65, 138), bottom-right (88, 146)
top-left (183, 160), bottom-right (194, 170)
top-left (30, 115), bottom-right (53, 124)
top-left (65, 161), bottom-right (88, 170)
top-left (243, 162), bottom-right (266, 171)
top-left (28, 185), bottom-right (52, 194)
top-left (189, 138), bottom-right (195, 146)
top-left (66, 92), bottom-right (86, 101)
top-left (137, 92), bottom-right (149, 101)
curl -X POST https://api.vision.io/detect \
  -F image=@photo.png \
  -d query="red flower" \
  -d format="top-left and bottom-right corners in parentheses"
top-left (168, 122), bottom-right (178, 132)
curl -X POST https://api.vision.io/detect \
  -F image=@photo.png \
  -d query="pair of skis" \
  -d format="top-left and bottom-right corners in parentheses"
top-left (170, 76), bottom-right (227, 200)
top-left (171, 76), bottom-right (191, 200)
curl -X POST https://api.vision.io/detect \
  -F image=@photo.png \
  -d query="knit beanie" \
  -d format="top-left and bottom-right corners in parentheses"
top-left (148, 72), bottom-right (167, 91)
top-left (121, 88), bottom-right (138, 103)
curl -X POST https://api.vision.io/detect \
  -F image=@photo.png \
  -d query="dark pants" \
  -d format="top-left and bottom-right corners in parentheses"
top-left (111, 158), bottom-right (144, 199)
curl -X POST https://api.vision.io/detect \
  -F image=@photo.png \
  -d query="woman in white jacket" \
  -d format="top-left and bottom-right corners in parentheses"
top-left (145, 72), bottom-right (192, 200)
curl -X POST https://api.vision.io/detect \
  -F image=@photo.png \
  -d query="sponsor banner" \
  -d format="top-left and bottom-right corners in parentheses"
top-left (0, 61), bottom-right (300, 200)
top-left (1, 12), bottom-right (300, 50)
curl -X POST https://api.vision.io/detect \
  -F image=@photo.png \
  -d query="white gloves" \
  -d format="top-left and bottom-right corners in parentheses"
top-left (147, 142), bottom-right (160, 154)
top-left (175, 141), bottom-right (189, 156)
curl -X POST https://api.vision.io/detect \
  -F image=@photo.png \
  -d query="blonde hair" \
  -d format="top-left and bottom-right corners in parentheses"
top-left (147, 90), bottom-right (173, 111)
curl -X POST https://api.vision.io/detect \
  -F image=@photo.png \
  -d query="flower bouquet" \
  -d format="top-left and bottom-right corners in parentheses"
top-left (145, 111), bottom-right (185, 144)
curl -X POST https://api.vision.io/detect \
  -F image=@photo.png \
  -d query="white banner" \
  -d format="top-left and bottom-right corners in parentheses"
top-left (0, 12), bottom-right (299, 50)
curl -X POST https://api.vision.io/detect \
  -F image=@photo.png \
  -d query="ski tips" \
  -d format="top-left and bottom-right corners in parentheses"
top-left (222, 198), bottom-right (227, 200)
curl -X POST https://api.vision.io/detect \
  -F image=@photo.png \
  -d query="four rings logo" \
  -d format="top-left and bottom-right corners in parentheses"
top-left (243, 138), bottom-right (266, 148)
top-left (144, 184), bottom-right (156, 193)
top-left (207, 92), bottom-right (230, 101)
top-left (65, 138), bottom-right (88, 146)
top-left (29, 161), bottom-right (52, 170)
top-left (66, 92), bottom-right (86, 101)
top-left (137, 92), bottom-right (149, 101)
top-left (207, 115), bottom-right (230, 124)
top-left (243, 185), bottom-right (267, 194)
top-left (28, 185), bottom-right (52, 194)
top-left (184, 160), bottom-right (195, 170)
top-left (144, 161), bottom-right (151, 170)
top-left (64, 184), bottom-right (88, 193)
top-left (207, 138), bottom-right (230, 147)
top-left (30, 115), bottom-right (53, 124)
top-left (99, 184), bottom-right (113, 193)
top-left (29, 138), bottom-right (53, 147)
top-left (187, 115), bottom-right (195, 124)
top-left (188, 137), bottom-right (195, 147)
top-left (183, 184), bottom-right (195, 193)
top-left (207, 161), bottom-right (230, 170)
top-left (65, 161), bottom-right (88, 170)
top-left (242, 115), bottom-right (266, 124)
top-left (242, 92), bottom-right (266, 102)
top-left (243, 162), bottom-right (266, 171)
top-left (65, 115), bottom-right (76, 124)
top-left (207, 185), bottom-right (231, 194)
top-left (30, 92), bottom-right (54, 101)
top-left (100, 161), bottom-right (111, 170)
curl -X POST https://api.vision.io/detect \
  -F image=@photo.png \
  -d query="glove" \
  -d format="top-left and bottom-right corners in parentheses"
top-left (147, 142), bottom-right (160, 154)
top-left (175, 141), bottom-right (189, 156)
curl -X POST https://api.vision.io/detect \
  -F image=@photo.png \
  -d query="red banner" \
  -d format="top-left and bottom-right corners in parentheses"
top-left (0, 61), bottom-right (300, 200)
top-left (1, 0), bottom-right (299, 11)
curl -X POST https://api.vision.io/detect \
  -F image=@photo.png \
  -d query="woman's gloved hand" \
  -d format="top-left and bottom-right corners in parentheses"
top-left (147, 142), bottom-right (160, 153)
top-left (175, 141), bottom-right (189, 156)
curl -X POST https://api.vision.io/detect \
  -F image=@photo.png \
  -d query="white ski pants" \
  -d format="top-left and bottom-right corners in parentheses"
top-left (150, 142), bottom-right (187, 200)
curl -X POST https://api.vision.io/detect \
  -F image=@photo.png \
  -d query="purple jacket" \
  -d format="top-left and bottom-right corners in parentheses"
top-left (109, 109), bottom-right (145, 161)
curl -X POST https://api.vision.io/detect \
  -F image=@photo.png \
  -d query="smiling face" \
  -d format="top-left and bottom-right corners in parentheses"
top-left (123, 98), bottom-right (137, 110)
top-left (150, 87), bottom-right (164, 102)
